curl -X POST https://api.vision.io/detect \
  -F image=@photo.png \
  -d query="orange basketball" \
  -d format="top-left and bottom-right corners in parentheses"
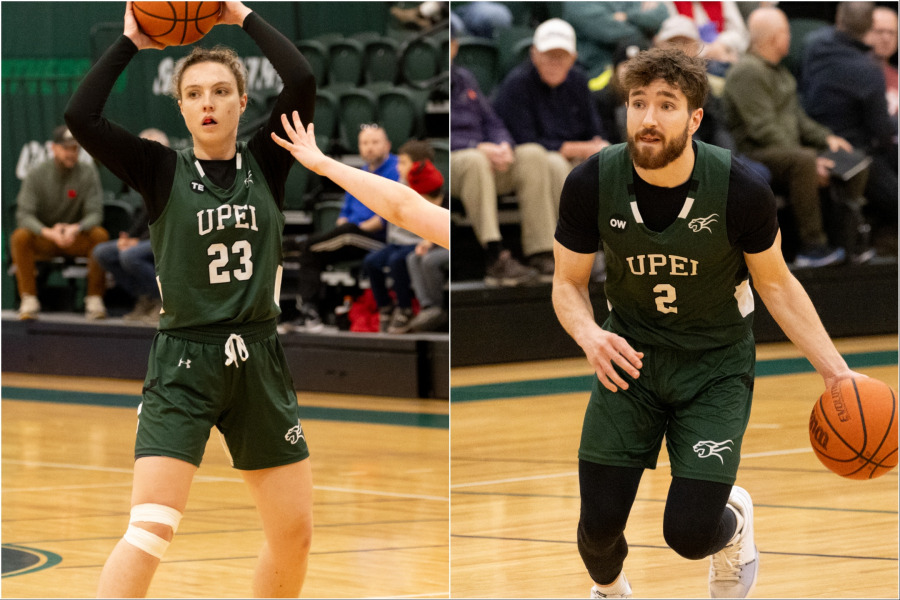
top-left (133, 2), bottom-right (221, 46)
top-left (809, 378), bottom-right (898, 479)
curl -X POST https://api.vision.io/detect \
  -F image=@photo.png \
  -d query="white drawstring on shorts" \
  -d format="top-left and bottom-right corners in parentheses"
top-left (224, 333), bottom-right (249, 367)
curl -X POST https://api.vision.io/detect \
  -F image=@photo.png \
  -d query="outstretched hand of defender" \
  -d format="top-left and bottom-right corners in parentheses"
top-left (124, 1), bottom-right (166, 50)
top-left (271, 112), bottom-right (328, 176)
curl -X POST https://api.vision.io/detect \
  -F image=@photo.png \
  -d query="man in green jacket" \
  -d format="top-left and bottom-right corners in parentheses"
top-left (11, 125), bottom-right (109, 319)
top-left (722, 6), bottom-right (854, 268)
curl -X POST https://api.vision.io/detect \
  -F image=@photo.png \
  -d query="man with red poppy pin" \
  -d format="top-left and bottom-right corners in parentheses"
top-left (11, 124), bottom-right (109, 320)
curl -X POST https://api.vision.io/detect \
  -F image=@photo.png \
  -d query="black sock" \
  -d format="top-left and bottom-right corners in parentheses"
top-left (485, 241), bottom-right (503, 264)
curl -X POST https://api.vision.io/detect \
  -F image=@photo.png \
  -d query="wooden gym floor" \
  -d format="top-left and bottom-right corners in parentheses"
top-left (2, 336), bottom-right (897, 598)
top-left (1, 374), bottom-right (448, 599)
top-left (451, 335), bottom-right (899, 599)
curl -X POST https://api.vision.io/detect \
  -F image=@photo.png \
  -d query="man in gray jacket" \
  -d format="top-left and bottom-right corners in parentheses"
top-left (11, 125), bottom-right (108, 319)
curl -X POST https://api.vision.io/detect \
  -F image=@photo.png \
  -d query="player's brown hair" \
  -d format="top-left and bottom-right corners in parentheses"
top-left (620, 46), bottom-right (709, 112)
top-left (170, 45), bottom-right (247, 101)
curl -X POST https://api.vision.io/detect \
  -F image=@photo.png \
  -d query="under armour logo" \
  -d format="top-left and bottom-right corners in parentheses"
top-left (285, 421), bottom-right (305, 444)
top-left (178, 358), bottom-right (191, 369)
top-left (244, 169), bottom-right (254, 188)
top-left (688, 213), bottom-right (719, 233)
top-left (693, 439), bottom-right (733, 463)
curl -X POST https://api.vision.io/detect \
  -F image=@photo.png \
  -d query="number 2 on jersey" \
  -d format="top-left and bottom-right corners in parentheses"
top-left (653, 283), bottom-right (677, 314)
top-left (208, 241), bottom-right (253, 284)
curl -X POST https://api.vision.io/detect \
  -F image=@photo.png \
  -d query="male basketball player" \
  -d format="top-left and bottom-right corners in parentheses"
top-left (552, 47), bottom-right (865, 598)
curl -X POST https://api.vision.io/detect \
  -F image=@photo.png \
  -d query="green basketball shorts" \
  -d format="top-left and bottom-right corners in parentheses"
top-left (579, 330), bottom-right (755, 485)
top-left (135, 319), bottom-right (310, 470)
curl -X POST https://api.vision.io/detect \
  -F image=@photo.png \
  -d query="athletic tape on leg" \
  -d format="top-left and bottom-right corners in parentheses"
top-left (122, 503), bottom-right (183, 559)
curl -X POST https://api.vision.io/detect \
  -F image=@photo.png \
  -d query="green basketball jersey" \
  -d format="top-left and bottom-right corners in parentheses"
top-left (597, 141), bottom-right (754, 350)
top-left (150, 142), bottom-right (285, 330)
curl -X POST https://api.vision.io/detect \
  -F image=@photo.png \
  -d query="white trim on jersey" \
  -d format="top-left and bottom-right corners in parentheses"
top-left (677, 197), bottom-right (695, 219)
top-left (629, 201), bottom-right (643, 224)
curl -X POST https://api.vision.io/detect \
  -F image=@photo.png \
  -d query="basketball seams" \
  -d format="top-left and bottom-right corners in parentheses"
top-left (812, 379), bottom-right (899, 479)
top-left (133, 1), bottom-right (219, 46)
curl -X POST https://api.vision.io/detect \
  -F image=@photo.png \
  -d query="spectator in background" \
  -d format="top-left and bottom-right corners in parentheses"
top-left (91, 128), bottom-right (169, 324)
top-left (492, 18), bottom-right (610, 219)
top-left (593, 37), bottom-right (649, 145)
top-left (450, 25), bottom-right (550, 283)
top-left (653, 17), bottom-right (771, 185)
top-left (281, 124), bottom-right (394, 332)
top-left (653, 13), bottom-right (744, 94)
top-left (450, 1), bottom-right (513, 39)
top-left (390, 1), bottom-right (448, 31)
top-left (397, 149), bottom-right (447, 333)
top-left (722, 7), bottom-right (853, 267)
top-left (563, 1), bottom-right (669, 79)
top-left (11, 125), bottom-right (109, 320)
top-left (404, 233), bottom-right (449, 333)
top-left (667, 1), bottom-right (749, 65)
top-left (864, 5), bottom-right (899, 118)
top-left (364, 140), bottom-right (442, 334)
top-left (800, 2), bottom-right (897, 252)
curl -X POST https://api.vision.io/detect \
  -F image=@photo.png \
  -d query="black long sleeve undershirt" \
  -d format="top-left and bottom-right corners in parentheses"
top-left (65, 12), bottom-right (315, 223)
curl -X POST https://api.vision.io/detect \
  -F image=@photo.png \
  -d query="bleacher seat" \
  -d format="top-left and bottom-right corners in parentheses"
top-left (376, 86), bottom-right (422, 149)
top-left (314, 89), bottom-right (339, 153)
top-left (101, 196), bottom-right (135, 238)
top-left (326, 38), bottom-right (365, 87)
top-left (295, 40), bottom-right (329, 85)
top-left (336, 88), bottom-right (379, 153)
top-left (363, 36), bottom-right (401, 84)
top-left (454, 36), bottom-right (500, 96)
top-left (431, 139), bottom-right (450, 182)
top-left (784, 17), bottom-right (831, 80)
top-left (399, 35), bottom-right (441, 87)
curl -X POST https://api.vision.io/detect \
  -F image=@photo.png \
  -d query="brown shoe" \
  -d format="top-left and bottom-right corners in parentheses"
top-left (484, 250), bottom-right (539, 286)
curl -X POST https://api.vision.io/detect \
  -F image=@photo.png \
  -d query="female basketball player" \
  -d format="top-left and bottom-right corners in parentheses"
top-left (272, 111), bottom-right (450, 249)
top-left (65, 2), bottom-right (314, 596)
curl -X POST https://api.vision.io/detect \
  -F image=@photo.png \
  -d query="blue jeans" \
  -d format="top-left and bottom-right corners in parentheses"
top-left (454, 2), bottom-right (512, 38)
top-left (362, 243), bottom-right (417, 308)
top-left (92, 239), bottom-right (158, 300)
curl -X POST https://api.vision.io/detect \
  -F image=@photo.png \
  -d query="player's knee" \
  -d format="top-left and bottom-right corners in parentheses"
top-left (122, 503), bottom-right (183, 560)
top-left (663, 515), bottom-right (714, 560)
top-left (577, 512), bottom-right (623, 552)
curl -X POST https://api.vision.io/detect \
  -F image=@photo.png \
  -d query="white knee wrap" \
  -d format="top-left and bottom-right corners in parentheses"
top-left (122, 503), bottom-right (183, 559)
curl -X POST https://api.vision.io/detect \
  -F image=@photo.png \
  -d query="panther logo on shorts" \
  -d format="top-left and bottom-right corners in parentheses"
top-left (285, 421), bottom-right (305, 444)
top-left (692, 439), bottom-right (733, 463)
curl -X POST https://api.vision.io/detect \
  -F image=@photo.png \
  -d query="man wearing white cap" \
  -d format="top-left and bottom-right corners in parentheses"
top-left (492, 17), bottom-right (610, 251)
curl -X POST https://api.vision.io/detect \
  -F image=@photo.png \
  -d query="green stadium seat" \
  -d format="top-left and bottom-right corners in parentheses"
top-left (454, 36), bottom-right (500, 95)
top-left (295, 40), bottom-right (329, 85)
top-left (336, 88), bottom-right (378, 154)
top-left (399, 36), bottom-right (441, 87)
top-left (376, 86), bottom-right (421, 148)
top-left (363, 37), bottom-right (400, 84)
top-left (326, 38), bottom-right (365, 86)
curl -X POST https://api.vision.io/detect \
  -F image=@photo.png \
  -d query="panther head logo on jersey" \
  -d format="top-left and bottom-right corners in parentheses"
top-left (688, 213), bottom-right (719, 233)
top-left (692, 439), bottom-right (734, 463)
top-left (285, 420), bottom-right (305, 444)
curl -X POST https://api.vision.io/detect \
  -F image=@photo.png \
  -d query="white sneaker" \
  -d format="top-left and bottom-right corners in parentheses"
top-left (709, 485), bottom-right (759, 598)
top-left (18, 294), bottom-right (40, 320)
top-left (84, 295), bottom-right (107, 320)
top-left (590, 572), bottom-right (632, 598)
